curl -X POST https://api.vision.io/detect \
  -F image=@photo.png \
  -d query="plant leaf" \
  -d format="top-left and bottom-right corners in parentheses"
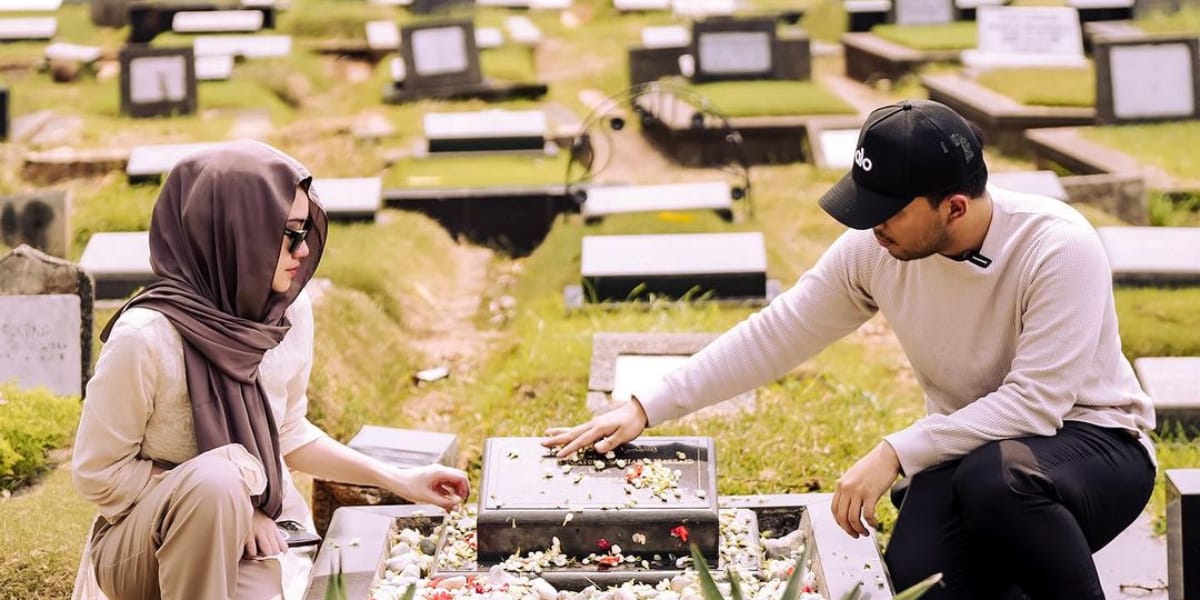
top-left (689, 543), bottom-right (726, 600)
top-left (893, 573), bottom-right (943, 600)
top-left (399, 583), bottom-right (417, 600)
top-left (324, 547), bottom-right (346, 600)
top-left (838, 581), bottom-right (862, 600)
top-left (726, 567), bottom-right (746, 600)
top-left (779, 552), bottom-right (808, 600)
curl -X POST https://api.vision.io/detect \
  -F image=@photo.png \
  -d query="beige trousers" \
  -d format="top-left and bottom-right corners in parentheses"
top-left (88, 448), bottom-right (284, 600)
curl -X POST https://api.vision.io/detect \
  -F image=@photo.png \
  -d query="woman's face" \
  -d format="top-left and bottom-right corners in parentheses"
top-left (272, 187), bottom-right (311, 293)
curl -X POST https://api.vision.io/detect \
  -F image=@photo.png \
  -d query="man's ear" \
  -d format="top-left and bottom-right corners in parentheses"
top-left (945, 194), bottom-right (970, 223)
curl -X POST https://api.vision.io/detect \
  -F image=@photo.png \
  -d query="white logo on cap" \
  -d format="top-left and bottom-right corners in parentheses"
top-left (854, 148), bottom-right (873, 172)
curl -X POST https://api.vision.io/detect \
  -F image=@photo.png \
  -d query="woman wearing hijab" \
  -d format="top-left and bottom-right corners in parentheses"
top-left (70, 141), bottom-right (470, 600)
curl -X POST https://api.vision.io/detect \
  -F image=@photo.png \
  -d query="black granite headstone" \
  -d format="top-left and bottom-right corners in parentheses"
top-left (1167, 469), bottom-right (1200, 599)
top-left (119, 45), bottom-right (198, 118)
top-left (411, 0), bottom-right (475, 13)
top-left (0, 87), bottom-right (8, 141)
top-left (1094, 34), bottom-right (1200, 125)
top-left (580, 232), bottom-right (769, 302)
top-left (690, 18), bottom-right (778, 83)
top-left (475, 436), bottom-right (719, 564)
top-left (398, 20), bottom-right (483, 92)
top-left (127, 1), bottom-right (275, 43)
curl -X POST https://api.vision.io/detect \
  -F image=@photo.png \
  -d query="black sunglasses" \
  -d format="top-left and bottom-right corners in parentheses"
top-left (283, 218), bottom-right (312, 254)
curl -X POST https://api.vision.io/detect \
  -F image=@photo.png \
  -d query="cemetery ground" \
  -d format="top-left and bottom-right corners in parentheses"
top-left (2, 0), bottom-right (1200, 598)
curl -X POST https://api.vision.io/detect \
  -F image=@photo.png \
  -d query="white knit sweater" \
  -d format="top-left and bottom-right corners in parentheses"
top-left (634, 186), bottom-right (1156, 476)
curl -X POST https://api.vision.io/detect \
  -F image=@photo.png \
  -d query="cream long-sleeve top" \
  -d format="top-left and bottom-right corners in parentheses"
top-left (71, 290), bottom-right (328, 600)
top-left (634, 186), bottom-right (1156, 477)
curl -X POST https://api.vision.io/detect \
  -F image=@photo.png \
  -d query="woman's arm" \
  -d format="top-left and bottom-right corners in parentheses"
top-left (285, 437), bottom-right (469, 510)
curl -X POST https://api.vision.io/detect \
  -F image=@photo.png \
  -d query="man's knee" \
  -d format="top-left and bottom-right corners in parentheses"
top-left (952, 440), bottom-right (1048, 519)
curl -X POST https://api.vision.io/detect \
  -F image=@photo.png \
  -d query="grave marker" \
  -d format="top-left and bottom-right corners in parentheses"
top-left (504, 15), bottom-right (542, 45)
top-left (399, 20), bottom-right (483, 91)
top-left (0, 87), bottom-right (8, 141)
top-left (616, 0), bottom-right (671, 10)
top-left (672, 0), bottom-right (736, 17)
top-left (0, 190), bottom-right (70, 258)
top-left (475, 27), bottom-right (503, 48)
top-left (641, 25), bottom-right (689, 48)
top-left (45, 42), bottom-right (103, 65)
top-left (1167, 469), bottom-right (1200, 599)
top-left (0, 0), bottom-right (62, 10)
top-left (192, 34), bottom-right (292, 59)
top-left (194, 53), bottom-right (234, 80)
top-left (964, 6), bottom-right (1087, 69)
top-left (989, 170), bottom-right (1068, 201)
top-left (365, 20), bottom-right (399, 52)
top-left (1134, 357), bottom-right (1200, 428)
top-left (891, 0), bottom-right (955, 25)
top-left (579, 232), bottom-right (770, 302)
top-left (0, 17), bottom-right (56, 41)
top-left (691, 18), bottom-right (777, 82)
top-left (126, 142), bottom-right (221, 182)
top-left (475, 436), bottom-right (720, 562)
top-left (845, 0), bottom-right (892, 32)
top-left (310, 177), bottom-right (382, 222)
top-left (171, 10), bottom-right (264, 33)
top-left (1097, 226), bottom-right (1200, 285)
top-left (815, 129), bottom-right (860, 170)
top-left (423, 109), bottom-right (547, 153)
top-left (119, 46), bottom-right (198, 118)
top-left (0, 246), bottom-right (93, 398)
top-left (1094, 35), bottom-right (1200, 125)
top-left (580, 181), bottom-right (733, 222)
top-left (78, 231), bottom-right (155, 300)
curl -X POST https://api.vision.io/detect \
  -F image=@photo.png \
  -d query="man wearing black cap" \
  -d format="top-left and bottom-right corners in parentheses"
top-left (544, 99), bottom-right (1156, 599)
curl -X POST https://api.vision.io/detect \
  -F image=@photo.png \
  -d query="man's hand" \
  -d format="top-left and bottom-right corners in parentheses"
top-left (542, 399), bottom-right (649, 458)
top-left (832, 441), bottom-right (901, 538)
top-left (390, 464), bottom-right (470, 511)
top-left (243, 510), bottom-right (288, 559)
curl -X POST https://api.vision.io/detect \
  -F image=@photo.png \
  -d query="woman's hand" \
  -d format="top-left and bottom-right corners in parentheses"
top-left (243, 510), bottom-right (288, 559)
top-left (390, 465), bottom-right (470, 511)
top-left (542, 398), bottom-right (649, 458)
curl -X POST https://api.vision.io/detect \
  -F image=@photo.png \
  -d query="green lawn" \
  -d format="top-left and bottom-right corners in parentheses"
top-left (1083, 121), bottom-right (1200, 181)
top-left (872, 21), bottom-right (978, 51)
top-left (975, 67), bottom-right (1095, 107)
top-left (1136, 6), bottom-right (1200, 34)
top-left (382, 153), bottom-right (571, 189)
top-left (684, 80), bottom-right (858, 117)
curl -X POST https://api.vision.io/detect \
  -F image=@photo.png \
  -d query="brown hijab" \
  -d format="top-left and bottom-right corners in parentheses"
top-left (101, 140), bottom-right (328, 519)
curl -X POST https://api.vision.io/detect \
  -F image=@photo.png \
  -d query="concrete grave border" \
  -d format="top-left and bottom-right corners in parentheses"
top-left (841, 32), bottom-right (961, 84)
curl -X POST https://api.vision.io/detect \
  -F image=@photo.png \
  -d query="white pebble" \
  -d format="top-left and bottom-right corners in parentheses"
top-left (532, 578), bottom-right (558, 600)
top-left (437, 576), bottom-right (467, 590)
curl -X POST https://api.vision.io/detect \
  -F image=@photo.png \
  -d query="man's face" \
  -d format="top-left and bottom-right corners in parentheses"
top-left (872, 196), bottom-right (950, 261)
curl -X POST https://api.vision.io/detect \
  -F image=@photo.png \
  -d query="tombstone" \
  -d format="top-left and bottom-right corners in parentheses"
top-left (119, 46), bottom-right (198, 119)
top-left (410, 0), bottom-right (475, 13)
top-left (0, 246), bottom-right (93, 398)
top-left (192, 35), bottom-right (292, 59)
top-left (171, 10), bottom-right (265, 34)
top-left (672, 0), bottom-right (735, 18)
top-left (504, 15), bottom-right (542, 45)
top-left (310, 177), bottom-right (382, 223)
top-left (1132, 0), bottom-right (1180, 18)
top-left (641, 25), bottom-right (689, 49)
top-left (812, 128), bottom-right (860, 170)
top-left (690, 18), bottom-right (811, 83)
top-left (1134, 357), bottom-right (1200, 430)
top-left (310, 425), bottom-right (458, 536)
top-left (475, 27), bottom-right (503, 49)
top-left (0, 0), bottom-right (62, 10)
top-left (962, 6), bottom-right (1088, 69)
top-left (0, 87), bottom-right (8, 142)
top-left (0, 190), bottom-right (70, 258)
top-left (1168, 469), bottom-right (1200, 599)
top-left (989, 170), bottom-right (1068, 201)
top-left (1067, 0), bottom-right (1133, 22)
top-left (955, 0), bottom-right (1009, 21)
top-left (45, 42), bottom-right (104, 65)
top-left (576, 232), bottom-right (771, 303)
top-left (92, 0), bottom-right (133, 27)
top-left (579, 181), bottom-right (734, 223)
top-left (423, 109), bottom-right (548, 153)
top-left (365, 20), bottom-right (399, 52)
top-left (128, 3), bottom-right (277, 44)
top-left (0, 17), bottom-right (57, 41)
top-left (586, 332), bottom-right (756, 419)
top-left (890, 0), bottom-right (955, 26)
top-left (1097, 226), bottom-right (1200, 286)
top-left (78, 231), bottom-right (155, 300)
top-left (1094, 35), bottom-right (1200, 125)
top-left (194, 53), bottom-right (234, 80)
top-left (845, 0), bottom-right (892, 32)
top-left (616, 0), bottom-right (671, 10)
top-left (475, 436), bottom-right (720, 562)
top-left (398, 20), bottom-right (483, 91)
top-left (126, 142), bottom-right (221, 182)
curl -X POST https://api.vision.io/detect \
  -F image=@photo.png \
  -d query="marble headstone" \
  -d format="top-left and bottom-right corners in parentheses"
top-left (964, 6), bottom-right (1087, 68)
top-left (78, 231), bottom-right (155, 300)
top-left (0, 190), bottom-right (70, 257)
top-left (1097, 226), bottom-right (1200, 286)
top-left (1094, 35), bottom-right (1200, 125)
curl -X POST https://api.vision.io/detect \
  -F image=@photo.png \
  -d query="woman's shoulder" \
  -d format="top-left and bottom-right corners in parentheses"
top-left (285, 288), bottom-right (314, 325)
top-left (104, 307), bottom-right (178, 348)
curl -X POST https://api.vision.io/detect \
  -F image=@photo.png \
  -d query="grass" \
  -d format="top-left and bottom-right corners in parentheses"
top-left (1136, 6), bottom-right (1200, 34)
top-left (684, 80), bottom-right (858, 117)
top-left (1115, 287), bottom-right (1200, 360)
top-left (975, 67), bottom-right (1095, 107)
top-left (382, 152), bottom-right (572, 189)
top-left (481, 46), bottom-right (539, 83)
top-left (872, 22), bottom-right (978, 51)
top-left (68, 177), bottom-right (160, 260)
top-left (1083, 121), bottom-right (1200, 181)
top-left (1148, 193), bottom-right (1200, 227)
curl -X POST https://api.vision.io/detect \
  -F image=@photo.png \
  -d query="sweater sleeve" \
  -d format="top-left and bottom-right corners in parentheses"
top-left (278, 292), bottom-right (330, 457)
top-left (636, 231), bottom-right (880, 426)
top-left (884, 225), bottom-right (1112, 476)
top-left (71, 317), bottom-right (159, 523)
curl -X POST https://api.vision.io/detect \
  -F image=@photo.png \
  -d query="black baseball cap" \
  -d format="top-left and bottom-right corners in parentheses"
top-left (818, 99), bottom-right (986, 230)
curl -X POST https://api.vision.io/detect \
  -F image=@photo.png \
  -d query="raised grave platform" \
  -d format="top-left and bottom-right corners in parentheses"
top-left (1168, 469), bottom-right (1200, 599)
top-left (1134, 357), bottom-right (1200, 432)
top-left (567, 232), bottom-right (778, 306)
top-left (841, 32), bottom-right (961, 84)
top-left (579, 181), bottom-right (734, 223)
top-left (126, 142), bottom-right (222, 183)
top-left (78, 231), bottom-right (154, 301)
top-left (1097, 226), bottom-right (1200, 286)
top-left (989, 170), bottom-right (1068, 201)
top-left (311, 177), bottom-right (382, 223)
top-left (0, 17), bottom-right (57, 41)
top-left (423, 109), bottom-right (548, 154)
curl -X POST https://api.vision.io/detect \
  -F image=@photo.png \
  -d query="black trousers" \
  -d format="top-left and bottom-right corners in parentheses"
top-left (884, 421), bottom-right (1155, 600)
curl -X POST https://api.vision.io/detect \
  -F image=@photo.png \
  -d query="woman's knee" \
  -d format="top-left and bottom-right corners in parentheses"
top-left (172, 452), bottom-right (255, 512)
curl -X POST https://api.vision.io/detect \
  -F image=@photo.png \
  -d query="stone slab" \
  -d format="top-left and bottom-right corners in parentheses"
top-left (78, 231), bottom-right (155, 300)
top-left (1, 189), bottom-right (70, 258)
top-left (45, 42), bottom-right (102, 64)
top-left (475, 27), bottom-right (503, 49)
top-left (0, 17), bottom-right (56, 41)
top-left (0, 246), bottom-right (93, 398)
top-left (1168, 470), bottom-right (1200, 599)
top-left (989, 170), bottom-right (1068, 201)
top-left (582, 231), bottom-right (765, 280)
top-left (194, 53), bottom-right (234, 81)
top-left (504, 15), bottom-right (542, 45)
top-left (1134, 357), bottom-right (1200, 429)
top-left (814, 129), bottom-right (859, 170)
top-left (126, 142), bottom-right (221, 182)
top-left (892, 0), bottom-right (955, 25)
top-left (1097, 226), bottom-right (1200, 286)
top-left (311, 177), bottom-right (382, 222)
top-left (617, 0), bottom-right (671, 10)
top-left (1093, 510), bottom-right (1168, 598)
top-left (964, 6), bottom-right (1087, 69)
top-left (672, 0), bottom-right (735, 17)
top-left (475, 436), bottom-right (719, 561)
top-left (172, 10), bottom-right (264, 33)
top-left (1094, 35), bottom-right (1200, 125)
top-left (580, 181), bottom-right (733, 221)
top-left (0, 0), bottom-right (61, 10)
top-left (641, 25), bottom-right (689, 48)
top-left (365, 20), bottom-right (399, 51)
top-left (192, 35), bottom-right (292, 58)
top-left (423, 109), bottom-right (546, 153)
